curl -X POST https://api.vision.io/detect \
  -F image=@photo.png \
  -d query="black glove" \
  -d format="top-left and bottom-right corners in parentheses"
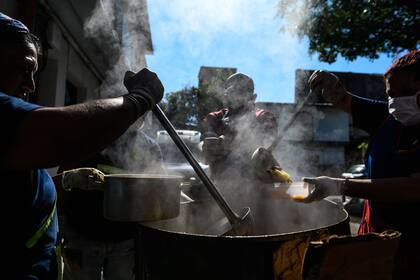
top-left (123, 68), bottom-right (164, 111)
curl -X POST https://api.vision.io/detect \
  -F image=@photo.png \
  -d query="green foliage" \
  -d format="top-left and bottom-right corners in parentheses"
top-left (197, 82), bottom-right (223, 122)
top-left (197, 68), bottom-right (235, 121)
top-left (160, 86), bottom-right (199, 130)
top-left (277, 0), bottom-right (420, 63)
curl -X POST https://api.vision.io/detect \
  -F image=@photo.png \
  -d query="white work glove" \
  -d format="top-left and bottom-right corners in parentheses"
top-left (300, 176), bottom-right (347, 203)
top-left (62, 168), bottom-right (105, 191)
top-left (123, 68), bottom-right (164, 112)
top-left (308, 70), bottom-right (348, 104)
top-left (202, 136), bottom-right (230, 163)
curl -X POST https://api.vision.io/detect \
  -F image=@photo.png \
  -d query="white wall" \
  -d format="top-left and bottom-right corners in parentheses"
top-left (313, 108), bottom-right (349, 142)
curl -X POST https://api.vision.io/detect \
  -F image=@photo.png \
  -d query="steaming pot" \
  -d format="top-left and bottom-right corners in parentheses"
top-left (136, 198), bottom-right (350, 280)
top-left (103, 174), bottom-right (182, 222)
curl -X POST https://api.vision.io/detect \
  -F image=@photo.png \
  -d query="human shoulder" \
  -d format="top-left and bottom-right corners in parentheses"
top-left (255, 108), bottom-right (274, 117)
top-left (0, 91), bottom-right (42, 135)
top-left (206, 108), bottom-right (229, 120)
top-left (255, 108), bottom-right (277, 122)
top-left (0, 91), bottom-right (41, 112)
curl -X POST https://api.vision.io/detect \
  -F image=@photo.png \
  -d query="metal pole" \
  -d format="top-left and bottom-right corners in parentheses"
top-left (268, 93), bottom-right (312, 152)
top-left (152, 105), bottom-right (238, 224)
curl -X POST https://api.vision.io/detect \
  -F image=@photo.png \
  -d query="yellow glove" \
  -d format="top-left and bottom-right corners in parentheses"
top-left (251, 147), bottom-right (292, 183)
top-left (270, 168), bottom-right (293, 183)
top-left (62, 168), bottom-right (105, 191)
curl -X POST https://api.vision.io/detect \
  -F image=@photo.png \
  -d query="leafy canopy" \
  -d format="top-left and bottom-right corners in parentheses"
top-left (160, 86), bottom-right (199, 130)
top-left (277, 0), bottom-right (420, 63)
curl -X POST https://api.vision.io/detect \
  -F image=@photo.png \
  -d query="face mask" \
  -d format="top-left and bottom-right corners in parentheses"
top-left (388, 92), bottom-right (420, 126)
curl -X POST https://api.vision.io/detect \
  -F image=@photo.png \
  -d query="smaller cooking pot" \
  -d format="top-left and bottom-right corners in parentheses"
top-left (103, 174), bottom-right (183, 222)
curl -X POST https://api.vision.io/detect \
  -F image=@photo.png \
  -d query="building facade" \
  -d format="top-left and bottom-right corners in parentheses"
top-left (196, 67), bottom-right (386, 179)
top-left (1, 0), bottom-right (153, 106)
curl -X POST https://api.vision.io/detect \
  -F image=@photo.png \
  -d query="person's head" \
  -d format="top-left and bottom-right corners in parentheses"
top-left (222, 73), bottom-right (257, 111)
top-left (385, 50), bottom-right (420, 126)
top-left (384, 49), bottom-right (420, 99)
top-left (0, 12), bottom-right (41, 100)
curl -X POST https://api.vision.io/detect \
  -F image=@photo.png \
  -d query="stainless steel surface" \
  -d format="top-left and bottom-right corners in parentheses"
top-left (152, 105), bottom-right (252, 235)
top-left (103, 174), bottom-right (182, 222)
top-left (142, 198), bottom-right (349, 237)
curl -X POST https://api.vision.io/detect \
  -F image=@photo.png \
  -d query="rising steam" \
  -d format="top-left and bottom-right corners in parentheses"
top-left (82, 0), bottom-right (332, 234)
top-left (84, 0), bottom-right (151, 98)
top-left (83, 0), bottom-right (160, 173)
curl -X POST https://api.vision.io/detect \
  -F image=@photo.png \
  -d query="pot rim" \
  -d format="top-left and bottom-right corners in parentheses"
top-left (139, 199), bottom-right (349, 240)
top-left (140, 218), bottom-right (349, 241)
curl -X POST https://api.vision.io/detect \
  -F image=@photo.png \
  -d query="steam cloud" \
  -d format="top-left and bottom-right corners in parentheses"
top-left (83, 0), bottom-right (161, 173)
top-left (148, 0), bottom-right (325, 180)
top-left (149, 0), bottom-right (310, 102)
top-left (83, 0), bottom-right (334, 235)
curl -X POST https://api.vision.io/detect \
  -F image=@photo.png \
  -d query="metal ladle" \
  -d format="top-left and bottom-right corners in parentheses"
top-left (152, 105), bottom-right (253, 236)
top-left (251, 93), bottom-right (312, 167)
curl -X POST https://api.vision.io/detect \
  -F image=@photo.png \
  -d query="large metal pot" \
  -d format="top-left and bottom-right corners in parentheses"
top-left (103, 174), bottom-right (182, 222)
top-left (136, 198), bottom-right (350, 280)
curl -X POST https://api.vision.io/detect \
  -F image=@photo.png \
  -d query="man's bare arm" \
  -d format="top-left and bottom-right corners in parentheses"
top-left (1, 96), bottom-right (145, 169)
top-left (345, 177), bottom-right (420, 202)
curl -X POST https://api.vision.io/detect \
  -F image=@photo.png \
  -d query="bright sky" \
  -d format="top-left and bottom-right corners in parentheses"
top-left (146, 0), bottom-right (394, 103)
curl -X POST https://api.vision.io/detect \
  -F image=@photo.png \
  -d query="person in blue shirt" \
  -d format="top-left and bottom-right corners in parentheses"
top-left (301, 49), bottom-right (420, 278)
top-left (0, 12), bottom-right (164, 279)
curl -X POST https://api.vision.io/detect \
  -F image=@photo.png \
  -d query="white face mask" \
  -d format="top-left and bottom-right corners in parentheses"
top-left (388, 92), bottom-right (420, 126)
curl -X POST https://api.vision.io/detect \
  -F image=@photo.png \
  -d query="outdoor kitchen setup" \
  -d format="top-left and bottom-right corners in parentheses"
top-left (105, 105), bottom-right (351, 280)
top-left (101, 90), bottom-right (401, 279)
top-left (2, 0), bottom-right (417, 279)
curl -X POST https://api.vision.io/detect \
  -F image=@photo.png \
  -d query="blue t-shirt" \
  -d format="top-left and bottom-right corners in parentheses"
top-left (0, 91), bottom-right (58, 279)
top-left (352, 95), bottom-right (420, 235)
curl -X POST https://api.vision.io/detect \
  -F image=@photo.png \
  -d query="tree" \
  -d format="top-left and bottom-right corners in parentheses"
top-left (160, 86), bottom-right (199, 130)
top-left (277, 0), bottom-right (420, 63)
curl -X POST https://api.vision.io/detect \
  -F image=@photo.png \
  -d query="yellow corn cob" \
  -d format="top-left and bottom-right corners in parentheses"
top-left (270, 168), bottom-right (293, 183)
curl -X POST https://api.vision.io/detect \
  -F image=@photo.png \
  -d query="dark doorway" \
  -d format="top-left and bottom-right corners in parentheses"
top-left (65, 80), bottom-right (78, 105)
